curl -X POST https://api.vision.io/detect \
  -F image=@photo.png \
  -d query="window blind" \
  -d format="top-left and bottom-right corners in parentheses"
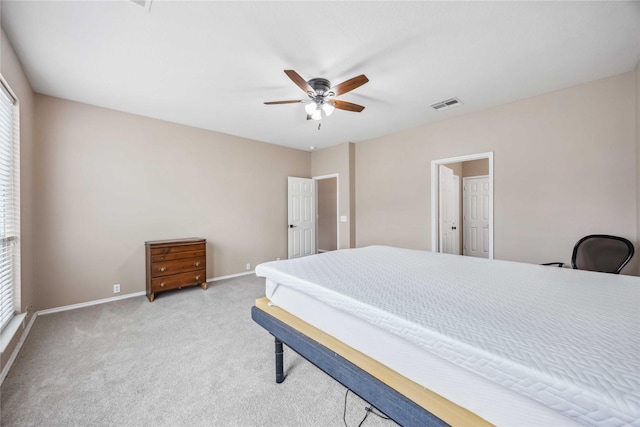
top-left (0, 80), bottom-right (20, 332)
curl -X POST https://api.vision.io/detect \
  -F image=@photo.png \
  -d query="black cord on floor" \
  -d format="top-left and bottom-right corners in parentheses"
top-left (343, 388), bottom-right (391, 426)
top-left (343, 389), bottom-right (350, 427)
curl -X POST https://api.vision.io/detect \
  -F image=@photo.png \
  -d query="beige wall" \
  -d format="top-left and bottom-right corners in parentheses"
top-left (33, 95), bottom-right (310, 309)
top-left (446, 162), bottom-right (463, 177)
top-left (356, 72), bottom-right (638, 274)
top-left (0, 28), bottom-right (36, 371)
top-left (317, 177), bottom-right (337, 251)
top-left (463, 159), bottom-right (489, 177)
top-left (311, 142), bottom-right (355, 249)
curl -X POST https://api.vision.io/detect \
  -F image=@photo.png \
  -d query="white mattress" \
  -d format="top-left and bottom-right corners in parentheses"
top-left (255, 246), bottom-right (640, 427)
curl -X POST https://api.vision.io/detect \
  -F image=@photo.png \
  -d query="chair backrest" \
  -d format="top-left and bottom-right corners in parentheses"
top-left (571, 235), bottom-right (634, 274)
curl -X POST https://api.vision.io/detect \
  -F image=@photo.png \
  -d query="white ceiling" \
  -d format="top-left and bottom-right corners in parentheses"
top-left (2, 1), bottom-right (639, 151)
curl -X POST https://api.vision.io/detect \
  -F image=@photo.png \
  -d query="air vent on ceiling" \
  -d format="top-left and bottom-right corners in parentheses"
top-left (130, 0), bottom-right (152, 12)
top-left (431, 97), bottom-right (463, 111)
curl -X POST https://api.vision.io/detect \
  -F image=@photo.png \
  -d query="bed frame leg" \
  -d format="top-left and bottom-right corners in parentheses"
top-left (275, 338), bottom-right (284, 383)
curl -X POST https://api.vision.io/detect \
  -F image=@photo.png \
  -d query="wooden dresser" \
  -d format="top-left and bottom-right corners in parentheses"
top-left (145, 238), bottom-right (207, 302)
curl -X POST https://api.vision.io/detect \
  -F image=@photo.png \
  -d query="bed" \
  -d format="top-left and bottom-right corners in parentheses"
top-left (251, 246), bottom-right (640, 426)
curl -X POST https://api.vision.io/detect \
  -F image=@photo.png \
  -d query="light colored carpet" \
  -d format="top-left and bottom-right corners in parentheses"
top-left (0, 275), bottom-right (396, 426)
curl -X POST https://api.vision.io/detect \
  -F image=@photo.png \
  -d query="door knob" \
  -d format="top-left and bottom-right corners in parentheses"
top-left (452, 226), bottom-right (457, 230)
top-left (289, 224), bottom-right (297, 228)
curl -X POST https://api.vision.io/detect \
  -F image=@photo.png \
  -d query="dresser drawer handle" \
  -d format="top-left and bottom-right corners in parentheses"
top-left (195, 275), bottom-right (201, 281)
top-left (194, 261), bottom-right (200, 267)
top-left (159, 266), bottom-right (167, 272)
top-left (160, 282), bottom-right (165, 288)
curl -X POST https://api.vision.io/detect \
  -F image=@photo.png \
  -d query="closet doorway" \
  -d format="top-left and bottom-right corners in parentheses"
top-left (431, 152), bottom-right (494, 259)
top-left (314, 174), bottom-right (338, 253)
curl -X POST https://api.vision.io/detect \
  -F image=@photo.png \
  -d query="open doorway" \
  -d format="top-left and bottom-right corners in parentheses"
top-left (431, 152), bottom-right (494, 259)
top-left (314, 174), bottom-right (339, 253)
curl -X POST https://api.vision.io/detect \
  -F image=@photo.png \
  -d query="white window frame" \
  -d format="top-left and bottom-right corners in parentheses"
top-left (0, 74), bottom-right (21, 342)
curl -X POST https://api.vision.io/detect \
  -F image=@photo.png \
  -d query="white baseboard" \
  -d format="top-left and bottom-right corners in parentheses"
top-left (0, 312), bottom-right (27, 353)
top-left (0, 312), bottom-right (37, 385)
top-left (208, 270), bottom-right (255, 282)
top-left (0, 270), bottom-right (257, 385)
top-left (37, 291), bottom-right (147, 316)
top-left (37, 271), bottom-right (257, 317)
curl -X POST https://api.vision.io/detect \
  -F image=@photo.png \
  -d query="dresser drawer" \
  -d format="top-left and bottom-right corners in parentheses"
top-left (151, 250), bottom-right (205, 263)
top-left (150, 243), bottom-right (205, 256)
top-left (151, 269), bottom-right (206, 292)
top-left (151, 256), bottom-right (205, 277)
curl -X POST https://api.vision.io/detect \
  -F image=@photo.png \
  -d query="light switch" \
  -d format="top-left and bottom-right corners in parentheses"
top-left (340, 216), bottom-right (347, 223)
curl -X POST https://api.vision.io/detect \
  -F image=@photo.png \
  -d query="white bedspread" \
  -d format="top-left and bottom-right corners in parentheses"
top-left (255, 246), bottom-right (640, 426)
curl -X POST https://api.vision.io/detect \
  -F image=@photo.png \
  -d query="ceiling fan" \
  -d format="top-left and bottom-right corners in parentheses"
top-left (264, 70), bottom-right (369, 121)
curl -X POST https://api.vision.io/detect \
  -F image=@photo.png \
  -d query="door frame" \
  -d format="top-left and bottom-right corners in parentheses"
top-left (313, 173), bottom-right (339, 252)
top-left (430, 152), bottom-right (494, 259)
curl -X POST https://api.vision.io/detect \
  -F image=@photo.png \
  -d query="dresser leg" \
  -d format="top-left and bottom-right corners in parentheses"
top-left (201, 282), bottom-right (208, 290)
top-left (148, 293), bottom-right (155, 302)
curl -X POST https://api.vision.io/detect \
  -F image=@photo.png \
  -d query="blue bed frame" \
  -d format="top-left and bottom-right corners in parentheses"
top-left (251, 304), bottom-right (449, 426)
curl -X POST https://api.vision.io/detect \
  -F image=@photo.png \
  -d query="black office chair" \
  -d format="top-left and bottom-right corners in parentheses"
top-left (543, 234), bottom-right (634, 274)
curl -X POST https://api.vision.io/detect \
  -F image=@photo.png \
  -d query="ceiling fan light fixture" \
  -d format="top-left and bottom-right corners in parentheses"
top-left (304, 101), bottom-right (317, 115)
top-left (321, 102), bottom-right (335, 116)
top-left (311, 109), bottom-right (322, 121)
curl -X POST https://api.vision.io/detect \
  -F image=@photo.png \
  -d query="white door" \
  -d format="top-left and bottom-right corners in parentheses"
top-left (452, 175), bottom-right (460, 255)
top-left (463, 176), bottom-right (490, 258)
top-left (288, 177), bottom-right (316, 259)
top-left (438, 165), bottom-right (459, 254)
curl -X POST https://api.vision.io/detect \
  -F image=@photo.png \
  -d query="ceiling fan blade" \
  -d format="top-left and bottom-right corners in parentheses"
top-left (284, 70), bottom-right (316, 96)
top-left (264, 100), bottom-right (304, 105)
top-left (332, 100), bottom-right (365, 112)
top-left (331, 74), bottom-right (369, 96)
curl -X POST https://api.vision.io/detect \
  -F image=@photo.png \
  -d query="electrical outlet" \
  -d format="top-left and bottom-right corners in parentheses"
top-left (246, 263), bottom-right (251, 271)
top-left (276, 257), bottom-right (281, 261)
top-left (113, 284), bottom-right (121, 293)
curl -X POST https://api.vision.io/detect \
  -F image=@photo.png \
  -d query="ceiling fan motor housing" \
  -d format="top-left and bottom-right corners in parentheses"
top-left (308, 78), bottom-right (332, 97)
